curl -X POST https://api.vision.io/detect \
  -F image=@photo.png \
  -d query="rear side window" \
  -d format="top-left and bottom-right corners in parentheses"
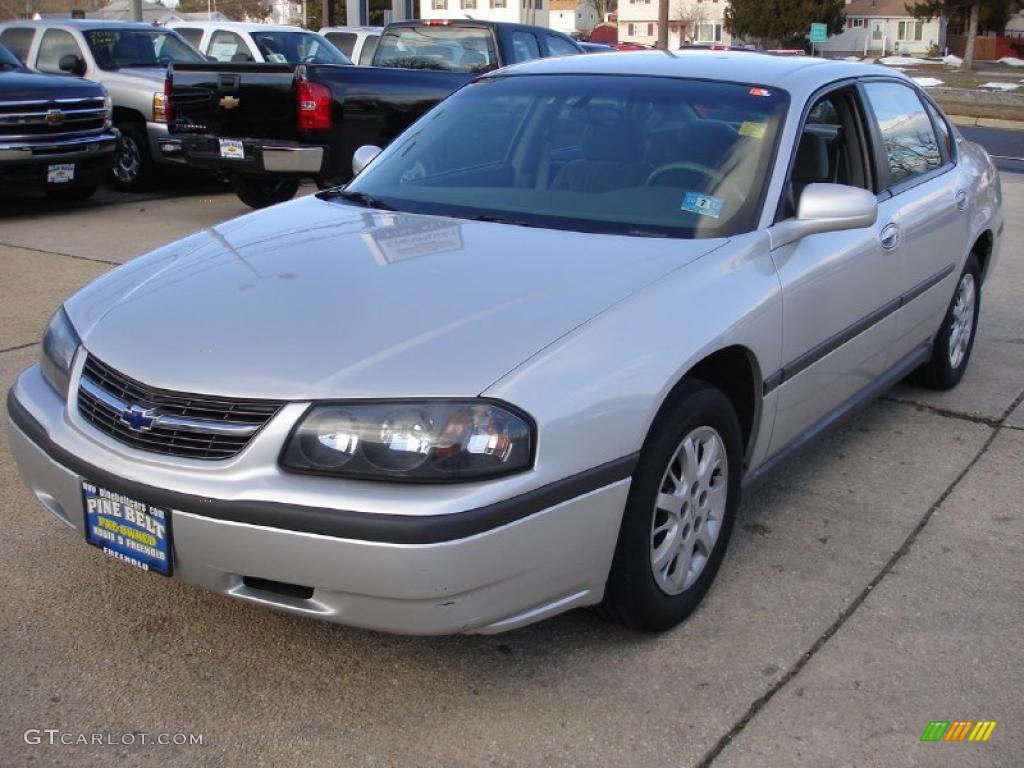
top-left (0, 27), bottom-right (35, 63)
top-left (36, 28), bottom-right (84, 74)
top-left (545, 34), bottom-right (579, 57)
top-left (863, 81), bottom-right (941, 187)
top-left (358, 34), bottom-right (379, 65)
top-left (374, 25), bottom-right (497, 73)
top-left (209, 30), bottom-right (254, 62)
top-left (511, 31), bottom-right (540, 63)
top-left (325, 31), bottom-right (356, 57)
top-left (175, 27), bottom-right (203, 48)
top-left (924, 99), bottom-right (953, 162)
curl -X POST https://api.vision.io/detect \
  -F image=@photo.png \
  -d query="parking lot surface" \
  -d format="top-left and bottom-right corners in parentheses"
top-left (1, 175), bottom-right (1022, 767)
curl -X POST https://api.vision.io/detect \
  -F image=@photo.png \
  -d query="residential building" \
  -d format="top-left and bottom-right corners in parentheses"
top-left (549, 0), bottom-right (575, 36)
top-left (618, 0), bottom-right (730, 49)
top-left (419, 0), bottom-right (549, 27)
top-left (818, 0), bottom-right (945, 57)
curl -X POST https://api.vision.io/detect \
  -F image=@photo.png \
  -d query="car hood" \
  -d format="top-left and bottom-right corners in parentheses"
top-left (0, 68), bottom-right (104, 100)
top-left (66, 195), bottom-right (725, 400)
top-left (105, 66), bottom-right (166, 85)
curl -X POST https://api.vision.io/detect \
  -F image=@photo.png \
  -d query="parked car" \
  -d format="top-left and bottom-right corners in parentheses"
top-left (167, 19), bottom-right (583, 208)
top-left (0, 40), bottom-right (117, 200)
top-left (579, 41), bottom-right (617, 53)
top-left (166, 21), bottom-right (349, 66)
top-left (7, 52), bottom-right (1001, 635)
top-left (0, 20), bottom-right (207, 190)
top-left (318, 25), bottom-right (382, 66)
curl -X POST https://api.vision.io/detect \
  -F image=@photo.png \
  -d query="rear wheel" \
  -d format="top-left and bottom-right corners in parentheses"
top-left (45, 184), bottom-right (98, 202)
top-left (601, 380), bottom-right (742, 632)
top-left (912, 253), bottom-right (981, 390)
top-left (112, 122), bottom-right (156, 192)
top-left (231, 174), bottom-right (300, 209)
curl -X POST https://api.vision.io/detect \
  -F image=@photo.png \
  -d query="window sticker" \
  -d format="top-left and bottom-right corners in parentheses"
top-left (267, 53), bottom-right (287, 63)
top-left (739, 121), bottom-right (766, 139)
top-left (681, 191), bottom-right (724, 219)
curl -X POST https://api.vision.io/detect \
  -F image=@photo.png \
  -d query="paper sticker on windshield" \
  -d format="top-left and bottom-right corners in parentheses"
top-left (739, 121), bottom-right (767, 139)
top-left (267, 53), bottom-right (287, 63)
top-left (681, 191), bottom-right (724, 219)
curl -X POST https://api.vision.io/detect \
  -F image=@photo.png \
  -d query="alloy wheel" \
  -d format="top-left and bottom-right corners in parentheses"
top-left (948, 272), bottom-right (976, 370)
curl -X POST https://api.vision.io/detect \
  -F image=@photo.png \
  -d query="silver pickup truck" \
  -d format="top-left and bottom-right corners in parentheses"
top-left (0, 19), bottom-right (207, 190)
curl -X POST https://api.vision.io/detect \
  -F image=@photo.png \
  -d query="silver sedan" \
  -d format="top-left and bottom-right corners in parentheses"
top-left (7, 51), bottom-right (1002, 634)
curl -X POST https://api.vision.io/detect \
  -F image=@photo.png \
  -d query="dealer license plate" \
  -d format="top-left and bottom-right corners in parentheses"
top-left (82, 481), bottom-right (173, 576)
top-left (219, 139), bottom-right (244, 160)
top-left (47, 163), bottom-right (75, 184)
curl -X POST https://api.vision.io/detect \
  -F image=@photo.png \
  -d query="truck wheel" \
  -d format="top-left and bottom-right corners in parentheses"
top-left (45, 184), bottom-right (98, 202)
top-left (231, 175), bottom-right (300, 209)
top-left (600, 380), bottom-right (742, 632)
top-left (112, 123), bottom-right (156, 192)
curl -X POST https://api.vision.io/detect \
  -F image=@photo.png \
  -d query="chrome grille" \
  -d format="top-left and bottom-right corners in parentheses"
top-left (77, 355), bottom-right (284, 460)
top-left (0, 97), bottom-right (107, 140)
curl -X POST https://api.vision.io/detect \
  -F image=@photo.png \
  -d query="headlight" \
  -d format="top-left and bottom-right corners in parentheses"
top-left (152, 91), bottom-right (167, 123)
top-left (40, 307), bottom-right (81, 398)
top-left (103, 89), bottom-right (113, 126)
top-left (281, 400), bottom-right (534, 482)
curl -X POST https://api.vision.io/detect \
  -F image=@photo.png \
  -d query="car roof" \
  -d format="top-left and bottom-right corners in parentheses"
top-left (492, 49), bottom-right (904, 90)
top-left (166, 21), bottom-right (311, 32)
top-left (318, 26), bottom-right (383, 33)
top-left (0, 20), bottom-right (164, 30)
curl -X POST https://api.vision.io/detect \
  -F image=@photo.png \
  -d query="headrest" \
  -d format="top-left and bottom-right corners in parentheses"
top-left (792, 131), bottom-right (830, 184)
top-left (582, 121), bottom-right (639, 163)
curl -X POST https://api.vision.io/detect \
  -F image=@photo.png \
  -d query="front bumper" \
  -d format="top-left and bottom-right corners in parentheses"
top-left (6, 362), bottom-right (630, 635)
top-left (0, 131), bottom-right (118, 192)
top-left (145, 121), bottom-right (185, 166)
top-left (176, 133), bottom-right (326, 177)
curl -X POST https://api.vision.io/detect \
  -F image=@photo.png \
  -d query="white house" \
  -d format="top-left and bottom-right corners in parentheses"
top-left (618, 0), bottom-right (731, 49)
top-left (819, 0), bottom-right (945, 57)
top-left (549, 0), bottom-right (576, 36)
top-left (419, 0), bottom-right (549, 27)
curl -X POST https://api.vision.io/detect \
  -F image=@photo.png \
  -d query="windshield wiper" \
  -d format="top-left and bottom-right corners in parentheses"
top-left (325, 189), bottom-right (396, 210)
top-left (466, 214), bottom-right (539, 228)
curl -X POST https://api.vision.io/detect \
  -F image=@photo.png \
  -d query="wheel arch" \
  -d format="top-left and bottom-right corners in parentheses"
top-left (111, 106), bottom-right (146, 125)
top-left (971, 228), bottom-right (994, 283)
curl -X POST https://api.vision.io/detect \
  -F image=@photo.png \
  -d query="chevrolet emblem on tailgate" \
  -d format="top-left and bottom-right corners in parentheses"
top-left (219, 96), bottom-right (240, 110)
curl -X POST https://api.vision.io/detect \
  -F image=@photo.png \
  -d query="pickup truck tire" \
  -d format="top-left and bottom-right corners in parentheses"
top-left (112, 122), bottom-right (156, 192)
top-left (231, 175), bottom-right (300, 209)
top-left (45, 184), bottom-right (98, 202)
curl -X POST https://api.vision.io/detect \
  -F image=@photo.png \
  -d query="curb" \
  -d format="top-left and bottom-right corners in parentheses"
top-left (947, 114), bottom-right (1024, 131)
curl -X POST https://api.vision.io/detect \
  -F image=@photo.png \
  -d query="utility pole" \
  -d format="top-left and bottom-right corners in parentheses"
top-left (323, 0), bottom-right (335, 26)
top-left (130, 0), bottom-right (142, 21)
top-left (657, 0), bottom-right (668, 49)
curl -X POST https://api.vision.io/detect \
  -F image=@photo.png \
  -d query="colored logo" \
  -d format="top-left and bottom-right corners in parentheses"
top-left (219, 96), bottom-right (240, 110)
top-left (119, 404), bottom-right (159, 432)
top-left (920, 721), bottom-right (997, 742)
top-left (44, 109), bottom-right (64, 126)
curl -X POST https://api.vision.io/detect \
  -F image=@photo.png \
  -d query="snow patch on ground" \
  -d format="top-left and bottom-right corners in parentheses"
top-left (878, 55), bottom-right (928, 66)
top-left (913, 77), bottom-right (944, 87)
top-left (997, 56), bottom-right (1024, 67)
top-left (843, 56), bottom-right (862, 61)
top-left (942, 54), bottom-right (963, 66)
top-left (980, 81), bottom-right (1020, 90)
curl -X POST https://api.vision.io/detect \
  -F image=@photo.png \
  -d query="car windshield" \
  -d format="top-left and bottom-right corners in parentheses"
top-left (0, 41), bottom-right (21, 68)
top-left (249, 31), bottom-right (350, 64)
top-left (339, 74), bottom-right (789, 238)
top-left (85, 28), bottom-right (204, 70)
top-left (373, 25), bottom-right (497, 73)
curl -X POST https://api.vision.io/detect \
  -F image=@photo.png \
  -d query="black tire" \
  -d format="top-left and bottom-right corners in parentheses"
top-left (45, 184), bottom-right (98, 202)
top-left (912, 253), bottom-right (981, 391)
top-left (231, 175), bottom-right (300, 209)
top-left (112, 122), bottom-right (157, 192)
top-left (601, 379), bottom-right (743, 632)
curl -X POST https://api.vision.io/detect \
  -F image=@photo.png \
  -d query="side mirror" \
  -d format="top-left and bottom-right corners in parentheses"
top-left (352, 144), bottom-right (382, 177)
top-left (768, 183), bottom-right (878, 250)
top-left (59, 54), bottom-right (86, 76)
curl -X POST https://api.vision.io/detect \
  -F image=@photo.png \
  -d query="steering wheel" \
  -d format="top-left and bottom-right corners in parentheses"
top-left (646, 161), bottom-right (746, 209)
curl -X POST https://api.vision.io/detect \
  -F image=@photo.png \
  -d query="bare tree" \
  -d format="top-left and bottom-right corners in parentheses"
top-left (673, 0), bottom-right (708, 43)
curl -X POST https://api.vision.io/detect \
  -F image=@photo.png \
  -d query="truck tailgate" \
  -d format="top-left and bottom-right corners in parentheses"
top-left (169, 63), bottom-right (301, 140)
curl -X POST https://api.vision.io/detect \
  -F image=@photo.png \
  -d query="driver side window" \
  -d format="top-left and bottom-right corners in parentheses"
top-left (36, 29), bottom-right (84, 74)
top-left (783, 88), bottom-right (871, 219)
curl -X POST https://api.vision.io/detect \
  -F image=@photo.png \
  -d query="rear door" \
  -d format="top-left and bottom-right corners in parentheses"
top-left (859, 80), bottom-right (967, 364)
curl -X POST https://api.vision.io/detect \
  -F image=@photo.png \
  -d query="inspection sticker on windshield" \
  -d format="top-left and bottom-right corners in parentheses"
top-left (47, 164), bottom-right (74, 184)
top-left (681, 191), bottom-right (724, 219)
top-left (219, 139), bottom-right (244, 160)
top-left (739, 121), bottom-right (767, 139)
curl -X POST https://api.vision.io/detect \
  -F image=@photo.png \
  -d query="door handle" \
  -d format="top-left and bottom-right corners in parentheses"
top-left (879, 222), bottom-right (900, 251)
top-left (955, 189), bottom-right (968, 211)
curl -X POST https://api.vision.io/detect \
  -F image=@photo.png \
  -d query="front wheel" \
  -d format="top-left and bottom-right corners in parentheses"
top-left (912, 253), bottom-right (981, 390)
top-left (112, 122), bottom-right (156, 191)
top-left (231, 175), bottom-right (300, 209)
top-left (601, 380), bottom-right (742, 632)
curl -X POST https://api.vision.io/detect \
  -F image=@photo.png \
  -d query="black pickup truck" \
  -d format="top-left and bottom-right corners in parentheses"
top-left (168, 20), bottom-right (582, 207)
top-left (0, 40), bottom-right (118, 200)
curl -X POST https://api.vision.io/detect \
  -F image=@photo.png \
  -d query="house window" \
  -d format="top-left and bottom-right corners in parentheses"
top-left (648, 22), bottom-right (656, 36)
top-left (461, 0), bottom-right (476, 7)
top-left (432, 0), bottom-right (446, 9)
top-left (493, 0), bottom-right (505, 6)
top-left (848, 18), bottom-right (865, 29)
top-left (898, 20), bottom-right (924, 41)
top-left (696, 22), bottom-right (722, 42)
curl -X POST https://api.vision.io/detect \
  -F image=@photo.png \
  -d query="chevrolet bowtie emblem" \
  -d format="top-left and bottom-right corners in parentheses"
top-left (44, 109), bottom-right (64, 126)
top-left (219, 96), bottom-right (240, 109)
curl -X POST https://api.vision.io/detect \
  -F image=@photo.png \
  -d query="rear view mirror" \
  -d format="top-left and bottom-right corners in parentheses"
top-left (59, 54), bottom-right (86, 76)
top-left (352, 144), bottom-right (382, 177)
top-left (768, 183), bottom-right (878, 250)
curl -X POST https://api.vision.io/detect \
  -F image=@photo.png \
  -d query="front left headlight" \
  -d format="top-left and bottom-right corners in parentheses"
top-left (281, 400), bottom-right (534, 482)
top-left (40, 307), bottom-right (81, 398)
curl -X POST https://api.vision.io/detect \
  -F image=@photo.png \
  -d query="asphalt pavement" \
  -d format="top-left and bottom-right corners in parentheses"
top-left (0, 171), bottom-right (1022, 767)
top-left (960, 125), bottom-right (1024, 174)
